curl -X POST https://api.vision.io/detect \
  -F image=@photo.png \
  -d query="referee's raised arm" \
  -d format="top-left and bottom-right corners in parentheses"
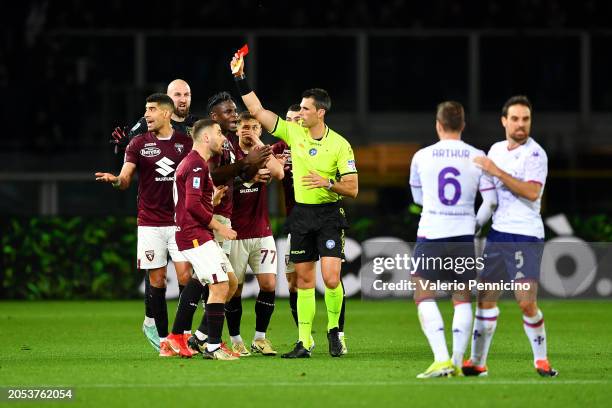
top-left (230, 53), bottom-right (279, 133)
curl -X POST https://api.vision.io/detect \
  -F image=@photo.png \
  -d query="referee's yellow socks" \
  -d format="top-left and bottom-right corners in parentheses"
top-left (297, 288), bottom-right (316, 349)
top-left (325, 284), bottom-right (343, 331)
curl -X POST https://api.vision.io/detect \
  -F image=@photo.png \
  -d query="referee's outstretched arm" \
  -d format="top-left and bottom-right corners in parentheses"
top-left (230, 54), bottom-right (278, 133)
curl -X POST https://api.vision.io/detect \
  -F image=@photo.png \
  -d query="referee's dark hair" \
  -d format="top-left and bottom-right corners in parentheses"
top-left (502, 95), bottom-right (532, 117)
top-left (192, 118), bottom-right (218, 142)
top-left (287, 103), bottom-right (301, 112)
top-left (206, 91), bottom-right (236, 114)
top-left (302, 88), bottom-right (331, 113)
top-left (146, 93), bottom-right (174, 112)
top-left (436, 101), bottom-right (465, 132)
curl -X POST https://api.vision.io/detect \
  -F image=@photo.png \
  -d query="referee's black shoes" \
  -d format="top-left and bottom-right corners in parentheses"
top-left (281, 341), bottom-right (311, 358)
top-left (327, 327), bottom-right (343, 357)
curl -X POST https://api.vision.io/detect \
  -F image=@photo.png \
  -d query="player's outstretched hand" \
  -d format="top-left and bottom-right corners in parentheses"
top-left (302, 170), bottom-right (328, 189)
top-left (245, 144), bottom-right (272, 168)
top-left (213, 185), bottom-right (229, 206)
top-left (95, 172), bottom-right (118, 184)
top-left (218, 225), bottom-right (237, 241)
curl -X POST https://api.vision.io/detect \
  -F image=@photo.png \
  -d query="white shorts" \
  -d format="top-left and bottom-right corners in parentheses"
top-left (137, 226), bottom-right (186, 269)
top-left (285, 234), bottom-right (295, 274)
top-left (229, 236), bottom-right (278, 284)
top-left (181, 240), bottom-right (233, 285)
top-left (212, 214), bottom-right (232, 255)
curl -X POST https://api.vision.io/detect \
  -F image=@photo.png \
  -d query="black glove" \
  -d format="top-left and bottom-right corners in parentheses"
top-left (110, 118), bottom-right (147, 154)
top-left (110, 126), bottom-right (130, 154)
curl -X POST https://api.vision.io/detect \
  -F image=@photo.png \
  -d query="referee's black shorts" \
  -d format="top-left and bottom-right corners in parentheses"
top-left (287, 201), bottom-right (349, 263)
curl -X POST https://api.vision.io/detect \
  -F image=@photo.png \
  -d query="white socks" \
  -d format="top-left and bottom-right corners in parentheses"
top-left (143, 317), bottom-right (155, 327)
top-left (451, 303), bottom-right (473, 367)
top-left (230, 335), bottom-right (243, 344)
top-left (195, 330), bottom-right (207, 341)
top-left (523, 309), bottom-right (547, 363)
top-left (254, 331), bottom-right (266, 341)
top-left (418, 301), bottom-right (450, 362)
top-left (470, 307), bottom-right (499, 366)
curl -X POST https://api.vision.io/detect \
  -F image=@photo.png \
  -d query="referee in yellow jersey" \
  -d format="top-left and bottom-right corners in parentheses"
top-left (230, 52), bottom-right (358, 358)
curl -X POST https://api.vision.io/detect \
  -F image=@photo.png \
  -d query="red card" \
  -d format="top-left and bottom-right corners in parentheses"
top-left (238, 44), bottom-right (249, 57)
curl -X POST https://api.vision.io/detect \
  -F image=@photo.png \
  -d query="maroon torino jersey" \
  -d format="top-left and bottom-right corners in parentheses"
top-left (272, 140), bottom-right (295, 215)
top-left (208, 132), bottom-right (240, 218)
top-left (124, 131), bottom-right (192, 226)
top-left (231, 146), bottom-right (273, 240)
top-left (174, 150), bottom-right (215, 251)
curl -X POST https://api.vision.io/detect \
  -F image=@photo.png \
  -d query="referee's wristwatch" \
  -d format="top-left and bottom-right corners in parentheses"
top-left (326, 179), bottom-right (335, 190)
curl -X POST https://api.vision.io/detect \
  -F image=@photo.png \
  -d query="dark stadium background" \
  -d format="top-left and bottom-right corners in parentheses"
top-left (1, 1), bottom-right (611, 299)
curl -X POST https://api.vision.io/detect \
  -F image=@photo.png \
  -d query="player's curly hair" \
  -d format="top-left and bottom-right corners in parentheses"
top-left (206, 91), bottom-right (236, 115)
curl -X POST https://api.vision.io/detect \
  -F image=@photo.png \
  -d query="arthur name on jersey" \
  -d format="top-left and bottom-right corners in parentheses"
top-left (432, 148), bottom-right (470, 158)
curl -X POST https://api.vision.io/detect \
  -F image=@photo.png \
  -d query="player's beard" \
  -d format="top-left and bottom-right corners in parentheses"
top-left (509, 128), bottom-right (529, 144)
top-left (174, 105), bottom-right (190, 119)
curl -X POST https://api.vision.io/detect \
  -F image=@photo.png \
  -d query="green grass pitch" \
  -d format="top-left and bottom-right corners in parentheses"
top-left (1, 299), bottom-right (611, 407)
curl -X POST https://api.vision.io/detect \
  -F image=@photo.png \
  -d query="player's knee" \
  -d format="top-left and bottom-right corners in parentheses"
top-left (177, 271), bottom-right (191, 286)
top-left (297, 275), bottom-right (315, 289)
top-left (212, 283), bottom-right (229, 301)
top-left (259, 278), bottom-right (276, 292)
top-left (323, 275), bottom-right (340, 289)
top-left (148, 269), bottom-right (167, 288)
top-left (233, 284), bottom-right (243, 297)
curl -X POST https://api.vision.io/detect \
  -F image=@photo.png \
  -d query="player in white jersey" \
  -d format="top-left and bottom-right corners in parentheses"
top-left (463, 95), bottom-right (558, 377)
top-left (409, 101), bottom-right (497, 378)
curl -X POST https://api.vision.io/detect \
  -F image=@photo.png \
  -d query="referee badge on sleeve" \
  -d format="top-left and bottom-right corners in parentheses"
top-left (347, 159), bottom-right (356, 172)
